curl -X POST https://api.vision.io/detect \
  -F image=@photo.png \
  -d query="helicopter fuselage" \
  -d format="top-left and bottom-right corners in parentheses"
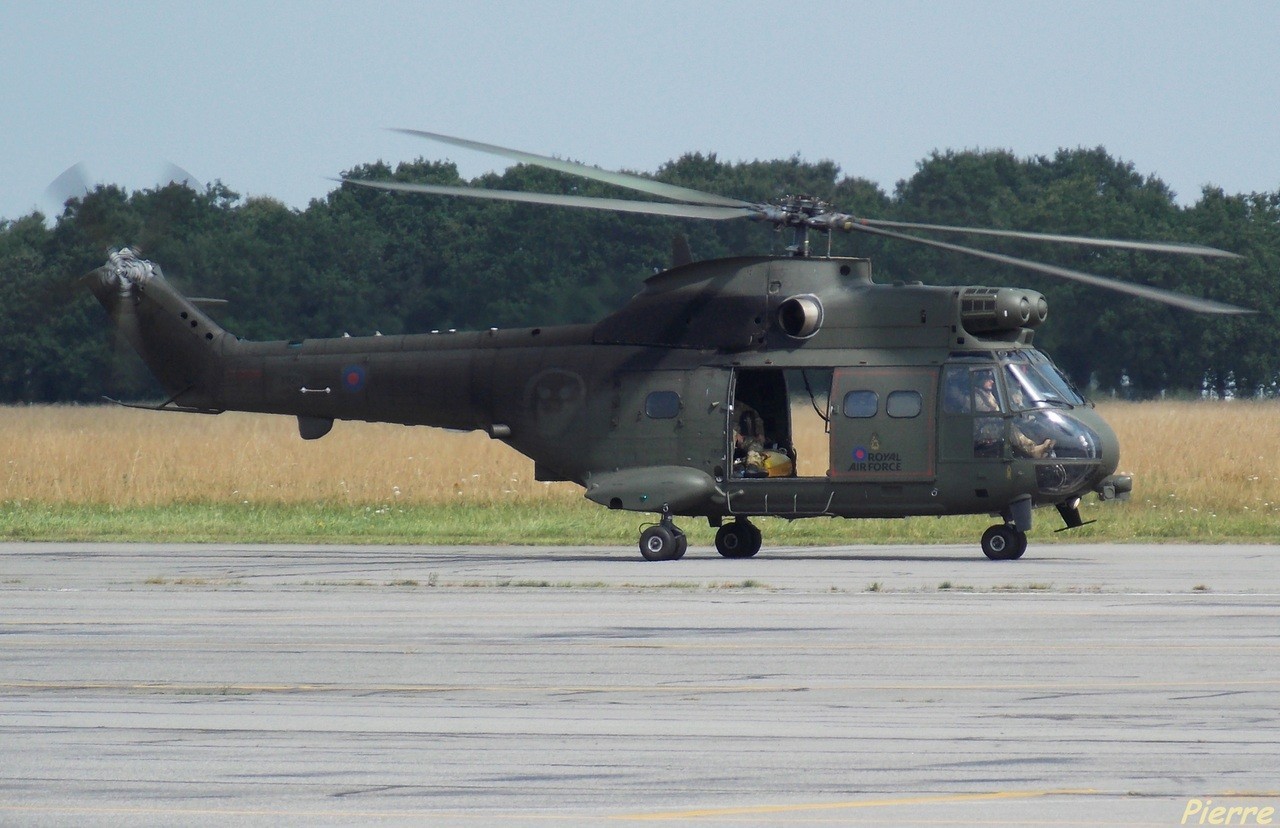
top-left (90, 252), bottom-right (1126, 556)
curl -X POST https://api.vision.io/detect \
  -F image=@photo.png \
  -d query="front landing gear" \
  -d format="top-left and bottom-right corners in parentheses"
top-left (639, 512), bottom-right (687, 561)
top-left (981, 524), bottom-right (1028, 560)
top-left (714, 519), bottom-right (762, 558)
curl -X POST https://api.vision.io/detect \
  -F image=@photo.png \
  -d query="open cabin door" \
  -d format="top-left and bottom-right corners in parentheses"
top-left (829, 367), bottom-right (937, 481)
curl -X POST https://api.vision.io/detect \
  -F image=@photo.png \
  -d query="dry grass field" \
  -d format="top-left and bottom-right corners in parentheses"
top-left (2, 401), bottom-right (1277, 541)
top-left (1, 405), bottom-right (574, 507)
top-left (1102, 400), bottom-right (1280, 517)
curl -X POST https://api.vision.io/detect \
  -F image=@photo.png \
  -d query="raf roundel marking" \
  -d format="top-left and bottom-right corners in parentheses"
top-left (341, 365), bottom-right (366, 392)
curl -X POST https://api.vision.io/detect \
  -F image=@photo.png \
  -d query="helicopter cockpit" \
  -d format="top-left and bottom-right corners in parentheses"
top-left (972, 350), bottom-right (1116, 496)
top-left (944, 349), bottom-right (1111, 499)
top-left (1000, 350), bottom-right (1108, 497)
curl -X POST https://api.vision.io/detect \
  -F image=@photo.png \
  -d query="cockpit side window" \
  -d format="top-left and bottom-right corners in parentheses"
top-left (942, 366), bottom-right (971, 414)
top-left (972, 367), bottom-right (1001, 413)
top-left (943, 365), bottom-right (1003, 414)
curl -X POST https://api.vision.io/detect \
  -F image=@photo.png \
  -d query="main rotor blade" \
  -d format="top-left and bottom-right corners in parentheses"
top-left (853, 218), bottom-right (1241, 258)
top-left (393, 128), bottom-right (753, 209)
top-left (339, 177), bottom-right (755, 220)
top-left (849, 223), bottom-right (1254, 315)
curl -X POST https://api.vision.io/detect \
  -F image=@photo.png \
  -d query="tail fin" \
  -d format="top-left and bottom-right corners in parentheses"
top-left (87, 248), bottom-right (228, 411)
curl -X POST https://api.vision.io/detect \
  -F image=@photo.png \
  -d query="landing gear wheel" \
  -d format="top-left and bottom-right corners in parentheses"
top-left (715, 520), bottom-right (762, 559)
top-left (981, 524), bottom-right (1027, 560)
top-left (640, 524), bottom-right (686, 561)
top-left (1008, 531), bottom-right (1028, 560)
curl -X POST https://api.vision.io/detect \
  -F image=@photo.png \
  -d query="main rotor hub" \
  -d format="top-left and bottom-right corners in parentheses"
top-left (779, 195), bottom-right (830, 220)
top-left (772, 195), bottom-right (840, 257)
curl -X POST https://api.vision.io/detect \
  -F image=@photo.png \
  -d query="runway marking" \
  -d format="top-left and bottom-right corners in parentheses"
top-left (0, 804), bottom-right (570, 820)
top-left (606, 641), bottom-right (1280, 653)
top-left (6, 791), bottom-right (1277, 823)
top-left (614, 788), bottom-right (1099, 820)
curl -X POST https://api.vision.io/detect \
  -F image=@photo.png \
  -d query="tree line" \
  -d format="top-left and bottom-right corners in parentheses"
top-left (1, 146), bottom-right (1276, 402)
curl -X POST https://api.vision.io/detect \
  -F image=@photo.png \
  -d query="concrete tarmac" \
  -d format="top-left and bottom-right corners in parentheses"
top-left (1, 541), bottom-right (1278, 825)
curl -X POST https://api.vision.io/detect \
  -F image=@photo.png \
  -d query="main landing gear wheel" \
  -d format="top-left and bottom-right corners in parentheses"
top-left (715, 520), bottom-right (762, 559)
top-left (981, 524), bottom-right (1028, 560)
top-left (640, 523), bottom-right (687, 561)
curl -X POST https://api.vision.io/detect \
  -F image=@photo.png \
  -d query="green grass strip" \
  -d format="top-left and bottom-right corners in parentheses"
top-left (1, 500), bottom-right (1276, 545)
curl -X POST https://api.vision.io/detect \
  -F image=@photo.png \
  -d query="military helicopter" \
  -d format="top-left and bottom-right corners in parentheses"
top-left (85, 130), bottom-right (1250, 561)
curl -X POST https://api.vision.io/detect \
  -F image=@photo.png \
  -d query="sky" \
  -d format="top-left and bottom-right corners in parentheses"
top-left (3, 1), bottom-right (1278, 223)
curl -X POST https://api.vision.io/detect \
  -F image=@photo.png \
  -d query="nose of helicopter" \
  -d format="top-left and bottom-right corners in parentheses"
top-left (1070, 406), bottom-right (1130, 504)
top-left (1076, 406), bottom-right (1121, 476)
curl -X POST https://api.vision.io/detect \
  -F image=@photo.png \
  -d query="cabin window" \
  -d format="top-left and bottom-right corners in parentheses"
top-left (644, 390), bottom-right (681, 419)
top-left (886, 390), bottom-right (923, 418)
top-left (842, 390), bottom-right (878, 418)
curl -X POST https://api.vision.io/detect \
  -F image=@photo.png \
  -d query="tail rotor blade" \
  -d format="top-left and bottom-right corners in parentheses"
top-left (159, 162), bottom-right (203, 191)
top-left (45, 162), bottom-right (94, 209)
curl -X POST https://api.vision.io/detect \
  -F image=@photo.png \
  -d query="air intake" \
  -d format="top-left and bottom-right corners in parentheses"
top-left (777, 294), bottom-right (824, 339)
top-left (958, 287), bottom-right (1047, 334)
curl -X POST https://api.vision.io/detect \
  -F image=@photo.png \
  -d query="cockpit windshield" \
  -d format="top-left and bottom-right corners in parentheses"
top-left (1001, 350), bottom-right (1086, 411)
